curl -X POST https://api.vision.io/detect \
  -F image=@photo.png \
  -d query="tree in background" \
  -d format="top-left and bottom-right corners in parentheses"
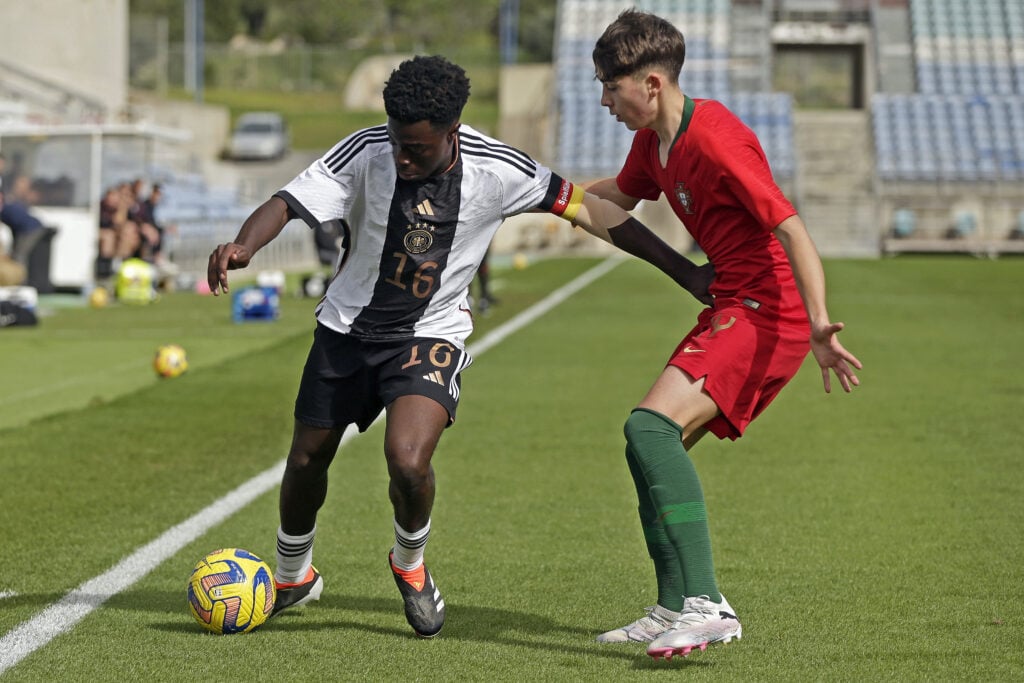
top-left (129, 0), bottom-right (554, 61)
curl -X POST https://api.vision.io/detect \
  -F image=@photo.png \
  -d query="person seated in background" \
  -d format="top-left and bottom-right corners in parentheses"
top-left (96, 182), bottom-right (142, 278)
top-left (132, 182), bottom-right (173, 266)
top-left (0, 248), bottom-right (26, 286)
top-left (0, 175), bottom-right (56, 292)
top-left (0, 157), bottom-right (27, 287)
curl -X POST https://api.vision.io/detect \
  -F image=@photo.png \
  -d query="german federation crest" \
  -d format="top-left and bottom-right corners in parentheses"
top-left (404, 227), bottom-right (434, 254)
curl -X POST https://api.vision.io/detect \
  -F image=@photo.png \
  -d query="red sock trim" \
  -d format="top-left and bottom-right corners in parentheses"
top-left (275, 565), bottom-right (316, 589)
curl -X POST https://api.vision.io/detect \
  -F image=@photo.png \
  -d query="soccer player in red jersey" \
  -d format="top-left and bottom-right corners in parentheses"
top-left (585, 10), bottom-right (862, 659)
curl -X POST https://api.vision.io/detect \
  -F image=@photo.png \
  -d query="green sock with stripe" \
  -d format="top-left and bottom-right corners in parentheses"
top-left (626, 444), bottom-right (685, 612)
top-left (624, 408), bottom-right (721, 602)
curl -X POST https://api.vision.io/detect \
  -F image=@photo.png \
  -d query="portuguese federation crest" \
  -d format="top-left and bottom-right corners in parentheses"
top-left (675, 182), bottom-right (695, 215)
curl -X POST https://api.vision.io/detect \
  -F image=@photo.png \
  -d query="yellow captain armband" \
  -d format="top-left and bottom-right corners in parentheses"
top-left (561, 184), bottom-right (584, 223)
top-left (549, 179), bottom-right (585, 224)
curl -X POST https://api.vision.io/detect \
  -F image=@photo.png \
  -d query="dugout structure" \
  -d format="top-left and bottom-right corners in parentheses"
top-left (0, 124), bottom-right (188, 290)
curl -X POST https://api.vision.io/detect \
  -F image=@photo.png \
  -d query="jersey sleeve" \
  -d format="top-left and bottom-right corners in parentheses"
top-left (274, 161), bottom-right (346, 231)
top-left (274, 126), bottom-right (385, 229)
top-left (699, 107), bottom-right (796, 230)
top-left (615, 131), bottom-right (662, 202)
top-left (495, 158), bottom-right (585, 224)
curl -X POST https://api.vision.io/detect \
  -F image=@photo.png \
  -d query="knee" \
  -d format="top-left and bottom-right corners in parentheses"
top-left (624, 408), bottom-right (683, 446)
top-left (284, 448), bottom-right (329, 480)
top-left (385, 439), bottom-right (433, 488)
top-left (285, 432), bottom-right (338, 477)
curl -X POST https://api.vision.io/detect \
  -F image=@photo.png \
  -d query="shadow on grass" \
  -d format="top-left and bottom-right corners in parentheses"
top-left (4, 589), bottom-right (712, 667)
top-left (109, 590), bottom-right (708, 666)
top-left (5, 589), bottom-right (712, 668)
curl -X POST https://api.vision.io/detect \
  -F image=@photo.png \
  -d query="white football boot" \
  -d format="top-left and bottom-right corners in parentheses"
top-left (596, 604), bottom-right (680, 643)
top-left (646, 594), bottom-right (742, 659)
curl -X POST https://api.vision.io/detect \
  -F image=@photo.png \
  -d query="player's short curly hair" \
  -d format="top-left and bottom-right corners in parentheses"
top-left (383, 55), bottom-right (471, 128)
top-left (593, 9), bottom-right (686, 83)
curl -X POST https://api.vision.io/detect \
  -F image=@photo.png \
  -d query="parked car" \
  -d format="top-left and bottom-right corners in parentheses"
top-left (226, 112), bottom-right (289, 160)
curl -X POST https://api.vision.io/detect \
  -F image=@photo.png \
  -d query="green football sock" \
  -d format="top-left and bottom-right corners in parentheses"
top-left (626, 444), bottom-right (686, 612)
top-left (624, 408), bottom-right (721, 603)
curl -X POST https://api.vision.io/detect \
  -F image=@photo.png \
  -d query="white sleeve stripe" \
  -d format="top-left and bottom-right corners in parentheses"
top-left (324, 126), bottom-right (389, 175)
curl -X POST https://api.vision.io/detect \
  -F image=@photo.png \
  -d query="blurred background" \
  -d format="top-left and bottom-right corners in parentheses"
top-left (1, 0), bottom-right (1023, 294)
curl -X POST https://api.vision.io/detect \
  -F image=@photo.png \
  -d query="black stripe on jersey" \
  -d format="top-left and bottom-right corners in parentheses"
top-left (324, 125), bottom-right (390, 175)
top-left (459, 130), bottom-right (534, 167)
top-left (459, 131), bottom-right (537, 178)
top-left (349, 164), bottom-right (465, 339)
top-left (538, 173), bottom-right (569, 213)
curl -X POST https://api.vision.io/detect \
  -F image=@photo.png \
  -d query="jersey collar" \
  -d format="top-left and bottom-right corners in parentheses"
top-left (669, 95), bottom-right (696, 150)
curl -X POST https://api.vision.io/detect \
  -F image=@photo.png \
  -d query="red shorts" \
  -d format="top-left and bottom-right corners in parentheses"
top-left (667, 298), bottom-right (809, 440)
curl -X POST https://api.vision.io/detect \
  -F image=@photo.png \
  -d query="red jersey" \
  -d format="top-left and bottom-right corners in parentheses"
top-left (617, 97), bottom-right (804, 316)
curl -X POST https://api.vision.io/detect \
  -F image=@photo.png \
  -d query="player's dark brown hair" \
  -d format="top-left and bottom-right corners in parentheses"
top-left (592, 9), bottom-right (686, 83)
top-left (383, 55), bottom-right (471, 128)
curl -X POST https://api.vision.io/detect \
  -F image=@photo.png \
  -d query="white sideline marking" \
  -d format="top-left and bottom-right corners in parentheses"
top-left (467, 256), bottom-right (623, 357)
top-left (0, 592), bottom-right (17, 600)
top-left (0, 256), bottom-right (622, 674)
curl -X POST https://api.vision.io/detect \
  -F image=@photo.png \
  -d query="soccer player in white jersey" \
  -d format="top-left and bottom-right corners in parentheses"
top-left (207, 55), bottom-right (713, 639)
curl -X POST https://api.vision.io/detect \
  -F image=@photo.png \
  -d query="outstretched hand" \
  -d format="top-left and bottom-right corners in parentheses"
top-left (207, 242), bottom-right (253, 296)
top-left (810, 321), bottom-right (862, 393)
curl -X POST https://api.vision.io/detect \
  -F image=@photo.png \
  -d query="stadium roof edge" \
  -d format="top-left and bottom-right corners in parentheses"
top-left (0, 121), bottom-right (191, 143)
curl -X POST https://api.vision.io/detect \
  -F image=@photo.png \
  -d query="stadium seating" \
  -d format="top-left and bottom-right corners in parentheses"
top-left (872, 0), bottom-right (1024, 183)
top-left (139, 168), bottom-right (319, 275)
top-left (910, 0), bottom-right (1024, 97)
top-left (553, 0), bottom-right (796, 179)
top-left (872, 92), bottom-right (1024, 182)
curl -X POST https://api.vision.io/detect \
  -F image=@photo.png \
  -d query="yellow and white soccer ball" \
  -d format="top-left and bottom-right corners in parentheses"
top-left (187, 548), bottom-right (276, 635)
top-left (153, 344), bottom-right (188, 378)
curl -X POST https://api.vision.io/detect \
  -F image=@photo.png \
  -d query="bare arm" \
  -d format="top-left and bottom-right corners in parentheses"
top-left (582, 177), bottom-right (640, 210)
top-left (207, 196), bottom-right (292, 295)
top-left (773, 214), bottom-right (862, 393)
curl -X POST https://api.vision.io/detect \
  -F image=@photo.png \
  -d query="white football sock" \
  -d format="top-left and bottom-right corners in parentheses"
top-left (275, 526), bottom-right (316, 584)
top-left (392, 518), bottom-right (430, 571)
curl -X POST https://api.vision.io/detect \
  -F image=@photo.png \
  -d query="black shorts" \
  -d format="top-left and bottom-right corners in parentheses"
top-left (294, 323), bottom-right (473, 432)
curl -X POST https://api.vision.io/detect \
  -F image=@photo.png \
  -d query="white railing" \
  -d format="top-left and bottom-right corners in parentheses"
top-left (167, 217), bottom-right (320, 275)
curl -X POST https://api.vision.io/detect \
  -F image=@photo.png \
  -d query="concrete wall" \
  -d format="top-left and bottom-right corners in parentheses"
top-left (498, 63), bottom-right (553, 164)
top-left (343, 54), bottom-right (413, 111)
top-left (129, 93), bottom-right (231, 168)
top-left (0, 0), bottom-right (128, 119)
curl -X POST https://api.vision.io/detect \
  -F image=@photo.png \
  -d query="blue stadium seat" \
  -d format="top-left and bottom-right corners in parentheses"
top-left (909, 0), bottom-right (1024, 96)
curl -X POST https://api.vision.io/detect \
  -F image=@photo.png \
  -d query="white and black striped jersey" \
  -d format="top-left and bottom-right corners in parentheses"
top-left (276, 124), bottom-right (580, 349)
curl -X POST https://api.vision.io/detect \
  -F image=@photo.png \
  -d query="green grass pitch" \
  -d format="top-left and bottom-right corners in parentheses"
top-left (0, 255), bottom-right (1022, 680)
